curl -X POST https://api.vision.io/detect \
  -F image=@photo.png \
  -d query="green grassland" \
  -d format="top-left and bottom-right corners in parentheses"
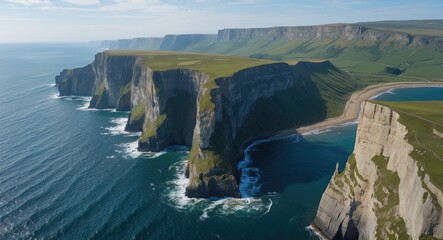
top-left (373, 101), bottom-right (443, 192)
top-left (106, 51), bottom-right (276, 111)
top-left (106, 51), bottom-right (275, 81)
top-left (165, 36), bottom-right (443, 85)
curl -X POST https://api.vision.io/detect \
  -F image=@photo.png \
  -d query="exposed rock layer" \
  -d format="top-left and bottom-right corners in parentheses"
top-left (217, 25), bottom-right (443, 49)
top-left (314, 101), bottom-right (443, 239)
top-left (55, 53), bottom-right (357, 198)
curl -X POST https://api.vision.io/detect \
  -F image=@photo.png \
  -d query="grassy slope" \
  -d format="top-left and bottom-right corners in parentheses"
top-left (115, 20), bottom-right (443, 89)
top-left (374, 101), bottom-right (443, 192)
top-left (105, 51), bottom-right (275, 80)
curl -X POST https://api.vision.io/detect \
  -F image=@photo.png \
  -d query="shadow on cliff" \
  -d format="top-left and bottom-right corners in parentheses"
top-left (247, 135), bottom-right (352, 195)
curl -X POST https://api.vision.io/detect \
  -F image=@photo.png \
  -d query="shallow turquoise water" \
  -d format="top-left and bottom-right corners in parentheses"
top-left (1, 43), bottom-right (442, 239)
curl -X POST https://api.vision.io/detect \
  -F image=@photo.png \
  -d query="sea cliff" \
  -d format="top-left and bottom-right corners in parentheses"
top-left (55, 51), bottom-right (360, 198)
top-left (314, 101), bottom-right (443, 239)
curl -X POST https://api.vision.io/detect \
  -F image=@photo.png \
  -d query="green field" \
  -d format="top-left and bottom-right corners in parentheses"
top-left (106, 51), bottom-right (277, 111)
top-left (179, 38), bottom-right (443, 85)
top-left (105, 51), bottom-right (275, 80)
top-left (374, 101), bottom-right (443, 192)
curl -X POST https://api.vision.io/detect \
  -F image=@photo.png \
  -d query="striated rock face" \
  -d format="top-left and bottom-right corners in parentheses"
top-left (137, 68), bottom-right (208, 151)
top-left (217, 25), bottom-right (443, 49)
top-left (186, 63), bottom-right (295, 197)
top-left (55, 53), bottom-right (355, 198)
top-left (56, 64), bottom-right (95, 96)
top-left (160, 34), bottom-right (217, 51)
top-left (314, 101), bottom-right (443, 240)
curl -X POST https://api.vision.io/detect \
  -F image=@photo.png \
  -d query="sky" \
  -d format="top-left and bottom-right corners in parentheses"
top-left (0, 0), bottom-right (443, 42)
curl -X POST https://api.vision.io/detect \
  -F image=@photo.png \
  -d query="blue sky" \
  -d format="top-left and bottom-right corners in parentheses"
top-left (0, 0), bottom-right (443, 42)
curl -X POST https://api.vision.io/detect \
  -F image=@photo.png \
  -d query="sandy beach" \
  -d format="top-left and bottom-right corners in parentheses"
top-left (296, 82), bottom-right (443, 134)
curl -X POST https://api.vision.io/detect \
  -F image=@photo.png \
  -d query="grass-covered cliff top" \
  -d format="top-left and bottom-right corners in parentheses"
top-left (105, 50), bottom-right (276, 81)
top-left (106, 51), bottom-right (278, 111)
top-left (374, 101), bottom-right (443, 191)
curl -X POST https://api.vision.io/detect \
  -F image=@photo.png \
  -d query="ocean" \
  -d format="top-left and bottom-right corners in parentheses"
top-left (1, 43), bottom-right (443, 240)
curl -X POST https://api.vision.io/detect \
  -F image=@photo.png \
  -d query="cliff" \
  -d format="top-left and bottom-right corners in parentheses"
top-left (55, 51), bottom-right (361, 198)
top-left (92, 37), bottom-right (163, 50)
top-left (217, 25), bottom-right (443, 49)
top-left (314, 101), bottom-right (443, 239)
top-left (160, 34), bottom-right (217, 51)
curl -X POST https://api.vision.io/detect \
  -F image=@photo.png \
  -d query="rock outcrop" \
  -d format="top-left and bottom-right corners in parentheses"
top-left (314, 101), bottom-right (443, 239)
top-left (55, 52), bottom-right (359, 198)
top-left (55, 65), bottom-right (95, 96)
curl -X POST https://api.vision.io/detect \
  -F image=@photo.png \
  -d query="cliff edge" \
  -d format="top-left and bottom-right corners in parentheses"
top-left (314, 101), bottom-right (443, 240)
top-left (55, 51), bottom-right (361, 198)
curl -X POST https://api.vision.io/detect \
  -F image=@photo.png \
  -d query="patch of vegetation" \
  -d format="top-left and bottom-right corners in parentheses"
top-left (371, 155), bottom-right (411, 240)
top-left (130, 103), bottom-right (145, 121)
top-left (386, 67), bottom-right (403, 75)
top-left (419, 235), bottom-right (439, 240)
top-left (140, 114), bottom-right (166, 141)
top-left (373, 101), bottom-right (443, 193)
top-left (292, 61), bottom-right (364, 118)
top-left (106, 51), bottom-right (276, 111)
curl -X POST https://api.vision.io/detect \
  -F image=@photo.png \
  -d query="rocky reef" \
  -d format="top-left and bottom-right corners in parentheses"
top-left (313, 101), bottom-right (443, 239)
top-left (55, 51), bottom-right (360, 198)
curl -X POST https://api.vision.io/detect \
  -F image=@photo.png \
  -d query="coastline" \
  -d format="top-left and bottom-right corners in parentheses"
top-left (296, 81), bottom-right (443, 135)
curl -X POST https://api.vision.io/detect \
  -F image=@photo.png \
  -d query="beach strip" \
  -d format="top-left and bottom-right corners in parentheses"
top-left (296, 82), bottom-right (443, 134)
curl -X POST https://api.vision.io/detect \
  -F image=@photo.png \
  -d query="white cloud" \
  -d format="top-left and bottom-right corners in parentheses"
top-left (5, 0), bottom-right (51, 5)
top-left (61, 0), bottom-right (100, 5)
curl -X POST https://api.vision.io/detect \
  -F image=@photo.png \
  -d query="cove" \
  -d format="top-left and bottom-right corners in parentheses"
top-left (238, 86), bottom-right (443, 239)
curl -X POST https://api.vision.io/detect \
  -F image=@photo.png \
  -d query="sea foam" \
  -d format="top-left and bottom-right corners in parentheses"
top-left (164, 156), bottom-right (277, 221)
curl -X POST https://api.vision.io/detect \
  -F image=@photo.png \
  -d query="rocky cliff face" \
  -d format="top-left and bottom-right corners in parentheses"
top-left (314, 101), bottom-right (443, 239)
top-left (160, 34), bottom-right (217, 51)
top-left (56, 52), bottom-right (137, 110)
top-left (137, 68), bottom-right (208, 151)
top-left (218, 25), bottom-right (443, 49)
top-left (55, 53), bottom-right (355, 198)
top-left (56, 65), bottom-right (95, 96)
top-left (89, 53), bottom-right (137, 110)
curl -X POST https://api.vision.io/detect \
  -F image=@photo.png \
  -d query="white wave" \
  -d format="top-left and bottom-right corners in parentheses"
top-left (75, 97), bottom-right (93, 111)
top-left (49, 93), bottom-right (61, 99)
top-left (164, 159), bottom-right (205, 209)
top-left (305, 225), bottom-right (326, 240)
top-left (106, 155), bottom-right (116, 159)
top-left (262, 198), bottom-right (273, 216)
top-left (103, 117), bottom-right (129, 136)
top-left (338, 120), bottom-right (358, 127)
top-left (302, 120), bottom-right (357, 136)
top-left (141, 151), bottom-right (167, 158)
top-left (301, 128), bottom-right (332, 136)
top-left (115, 140), bottom-right (142, 159)
top-left (237, 132), bottom-right (304, 198)
top-left (163, 154), bottom-right (277, 220)
top-left (369, 88), bottom-right (395, 100)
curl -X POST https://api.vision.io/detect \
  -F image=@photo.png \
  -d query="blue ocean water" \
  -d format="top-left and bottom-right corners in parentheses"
top-left (1, 43), bottom-right (443, 240)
